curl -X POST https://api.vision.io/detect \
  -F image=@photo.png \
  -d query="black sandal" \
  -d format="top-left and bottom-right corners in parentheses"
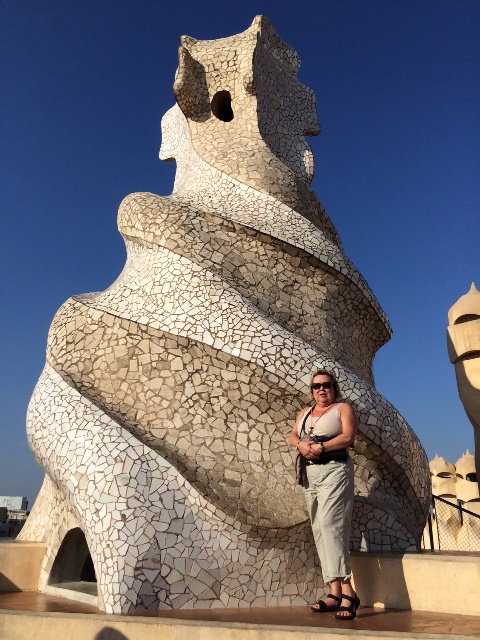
top-left (311, 593), bottom-right (341, 612)
top-left (335, 593), bottom-right (360, 620)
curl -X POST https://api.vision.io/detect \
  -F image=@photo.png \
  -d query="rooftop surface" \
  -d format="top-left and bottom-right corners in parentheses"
top-left (1, 590), bottom-right (479, 639)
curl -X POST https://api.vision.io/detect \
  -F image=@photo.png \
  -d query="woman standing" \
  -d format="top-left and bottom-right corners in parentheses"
top-left (289, 369), bottom-right (360, 620)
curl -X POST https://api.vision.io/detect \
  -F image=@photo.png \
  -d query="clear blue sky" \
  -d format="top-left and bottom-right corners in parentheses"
top-left (2, 1), bottom-right (479, 506)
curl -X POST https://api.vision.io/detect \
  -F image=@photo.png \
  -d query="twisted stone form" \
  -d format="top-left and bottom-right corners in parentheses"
top-left (20, 16), bottom-right (430, 613)
top-left (447, 283), bottom-right (480, 491)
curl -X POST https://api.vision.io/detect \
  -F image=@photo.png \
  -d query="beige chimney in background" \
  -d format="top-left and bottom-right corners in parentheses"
top-left (447, 283), bottom-right (480, 490)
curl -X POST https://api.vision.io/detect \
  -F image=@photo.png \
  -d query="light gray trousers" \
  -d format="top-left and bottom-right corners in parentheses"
top-left (303, 457), bottom-right (354, 584)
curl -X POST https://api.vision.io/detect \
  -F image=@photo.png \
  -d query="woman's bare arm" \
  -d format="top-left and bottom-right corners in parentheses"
top-left (289, 408), bottom-right (315, 457)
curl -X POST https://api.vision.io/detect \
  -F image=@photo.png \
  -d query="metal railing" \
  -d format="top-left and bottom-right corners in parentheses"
top-left (423, 495), bottom-right (480, 552)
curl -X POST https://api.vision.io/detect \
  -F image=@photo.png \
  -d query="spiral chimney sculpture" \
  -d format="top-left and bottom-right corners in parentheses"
top-left (20, 17), bottom-right (430, 613)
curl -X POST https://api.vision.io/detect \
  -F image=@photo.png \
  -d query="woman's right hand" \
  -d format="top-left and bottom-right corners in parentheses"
top-left (297, 440), bottom-right (315, 458)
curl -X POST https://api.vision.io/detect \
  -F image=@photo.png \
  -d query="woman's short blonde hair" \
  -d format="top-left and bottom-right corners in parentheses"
top-left (309, 369), bottom-right (342, 402)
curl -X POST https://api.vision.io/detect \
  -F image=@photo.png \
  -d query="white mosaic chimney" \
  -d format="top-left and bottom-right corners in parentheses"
top-left (20, 17), bottom-right (430, 613)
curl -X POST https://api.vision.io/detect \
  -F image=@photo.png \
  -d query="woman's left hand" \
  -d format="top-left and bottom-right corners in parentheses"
top-left (302, 442), bottom-right (321, 459)
top-left (309, 443), bottom-right (323, 457)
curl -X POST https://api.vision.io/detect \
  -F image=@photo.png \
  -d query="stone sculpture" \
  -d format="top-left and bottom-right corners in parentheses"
top-left (424, 452), bottom-right (479, 551)
top-left (447, 283), bottom-right (480, 489)
top-left (19, 16), bottom-right (430, 613)
top-left (429, 451), bottom-right (479, 511)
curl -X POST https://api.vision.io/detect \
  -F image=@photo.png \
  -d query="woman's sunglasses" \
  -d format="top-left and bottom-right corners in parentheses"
top-left (311, 382), bottom-right (333, 390)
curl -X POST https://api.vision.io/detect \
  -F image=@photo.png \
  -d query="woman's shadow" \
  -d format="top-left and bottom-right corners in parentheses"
top-left (95, 628), bottom-right (129, 640)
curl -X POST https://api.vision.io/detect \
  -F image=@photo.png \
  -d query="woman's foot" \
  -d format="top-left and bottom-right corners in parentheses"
top-left (311, 593), bottom-right (341, 612)
top-left (335, 593), bottom-right (360, 620)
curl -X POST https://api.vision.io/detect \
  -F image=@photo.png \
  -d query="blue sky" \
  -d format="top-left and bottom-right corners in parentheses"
top-left (2, 0), bottom-right (479, 506)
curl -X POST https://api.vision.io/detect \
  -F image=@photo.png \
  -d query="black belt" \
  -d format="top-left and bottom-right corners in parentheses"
top-left (304, 450), bottom-right (348, 465)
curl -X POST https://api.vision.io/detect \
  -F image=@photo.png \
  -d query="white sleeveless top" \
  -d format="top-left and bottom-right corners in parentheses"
top-left (297, 403), bottom-right (343, 438)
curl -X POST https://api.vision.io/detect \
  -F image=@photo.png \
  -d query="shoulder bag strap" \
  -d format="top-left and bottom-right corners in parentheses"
top-left (300, 406), bottom-right (314, 437)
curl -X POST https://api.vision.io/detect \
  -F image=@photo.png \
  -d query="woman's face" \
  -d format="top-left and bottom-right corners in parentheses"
top-left (311, 375), bottom-right (335, 405)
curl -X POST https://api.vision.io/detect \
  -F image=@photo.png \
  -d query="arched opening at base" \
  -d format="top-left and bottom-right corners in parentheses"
top-left (48, 527), bottom-right (97, 594)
